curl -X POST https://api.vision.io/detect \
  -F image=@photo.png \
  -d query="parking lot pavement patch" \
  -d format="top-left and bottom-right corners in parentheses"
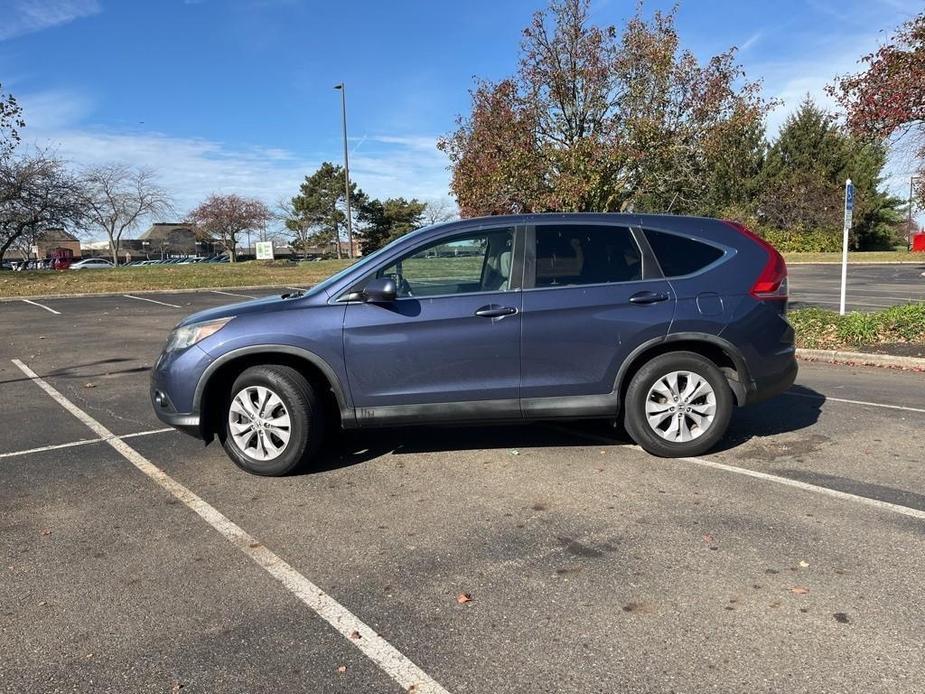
top-left (11, 358), bottom-right (450, 694)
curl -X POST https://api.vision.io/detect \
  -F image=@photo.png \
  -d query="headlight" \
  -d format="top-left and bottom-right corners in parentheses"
top-left (164, 317), bottom-right (234, 352)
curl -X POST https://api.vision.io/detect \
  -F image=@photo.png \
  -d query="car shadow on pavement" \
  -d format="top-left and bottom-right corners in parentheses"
top-left (307, 385), bottom-right (826, 473)
top-left (713, 385), bottom-right (826, 452)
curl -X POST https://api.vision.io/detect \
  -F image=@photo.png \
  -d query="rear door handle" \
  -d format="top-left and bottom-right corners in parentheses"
top-left (629, 291), bottom-right (670, 305)
top-left (475, 305), bottom-right (518, 318)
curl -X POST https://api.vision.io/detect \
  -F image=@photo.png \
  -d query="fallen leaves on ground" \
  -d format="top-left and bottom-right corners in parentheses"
top-left (456, 592), bottom-right (473, 604)
top-left (336, 665), bottom-right (347, 673)
top-left (349, 630), bottom-right (361, 640)
top-left (790, 586), bottom-right (810, 595)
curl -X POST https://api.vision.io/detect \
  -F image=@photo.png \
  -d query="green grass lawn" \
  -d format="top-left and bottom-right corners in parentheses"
top-left (783, 251), bottom-right (924, 264)
top-left (0, 260), bottom-right (355, 298)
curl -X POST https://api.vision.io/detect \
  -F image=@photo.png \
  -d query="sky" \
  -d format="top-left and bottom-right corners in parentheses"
top-left (1, 0), bottom-right (923, 232)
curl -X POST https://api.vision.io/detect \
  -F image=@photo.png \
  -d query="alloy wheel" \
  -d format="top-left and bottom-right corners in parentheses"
top-left (644, 370), bottom-right (717, 443)
top-left (228, 385), bottom-right (292, 461)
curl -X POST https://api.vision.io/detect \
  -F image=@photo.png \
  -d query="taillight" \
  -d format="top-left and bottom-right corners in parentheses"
top-left (723, 221), bottom-right (788, 301)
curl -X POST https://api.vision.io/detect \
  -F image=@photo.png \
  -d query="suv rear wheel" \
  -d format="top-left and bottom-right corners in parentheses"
top-left (624, 351), bottom-right (732, 458)
top-left (220, 365), bottom-right (324, 476)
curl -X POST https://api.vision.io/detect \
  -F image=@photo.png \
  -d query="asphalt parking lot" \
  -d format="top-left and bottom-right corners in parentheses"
top-left (2, 285), bottom-right (925, 693)
top-left (789, 262), bottom-right (925, 310)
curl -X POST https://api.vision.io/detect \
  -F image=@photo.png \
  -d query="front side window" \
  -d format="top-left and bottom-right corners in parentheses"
top-left (534, 225), bottom-right (641, 287)
top-left (377, 228), bottom-right (515, 298)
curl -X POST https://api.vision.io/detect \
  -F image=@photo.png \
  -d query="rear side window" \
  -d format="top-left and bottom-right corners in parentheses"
top-left (535, 225), bottom-right (641, 287)
top-left (644, 229), bottom-right (723, 277)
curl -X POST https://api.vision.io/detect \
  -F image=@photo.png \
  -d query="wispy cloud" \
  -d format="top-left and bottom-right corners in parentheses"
top-left (0, 0), bottom-right (101, 41)
top-left (738, 31), bottom-right (762, 53)
top-left (15, 89), bottom-right (451, 233)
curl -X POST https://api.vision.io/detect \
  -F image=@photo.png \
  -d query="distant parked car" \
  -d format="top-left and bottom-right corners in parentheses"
top-left (70, 258), bottom-right (114, 270)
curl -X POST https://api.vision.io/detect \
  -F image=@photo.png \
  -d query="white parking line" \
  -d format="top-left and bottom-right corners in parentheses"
top-left (123, 294), bottom-right (182, 309)
top-left (784, 390), bottom-right (925, 415)
top-left (0, 427), bottom-right (175, 460)
top-left (544, 424), bottom-right (925, 522)
top-left (21, 299), bottom-right (61, 315)
top-left (211, 290), bottom-right (257, 299)
top-left (11, 358), bottom-right (449, 694)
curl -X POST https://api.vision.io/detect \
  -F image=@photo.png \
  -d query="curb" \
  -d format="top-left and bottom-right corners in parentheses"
top-left (0, 284), bottom-right (307, 302)
top-left (797, 348), bottom-right (925, 370)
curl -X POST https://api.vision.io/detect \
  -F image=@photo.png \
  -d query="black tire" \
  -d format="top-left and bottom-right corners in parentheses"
top-left (219, 365), bottom-right (324, 476)
top-left (623, 351), bottom-right (733, 458)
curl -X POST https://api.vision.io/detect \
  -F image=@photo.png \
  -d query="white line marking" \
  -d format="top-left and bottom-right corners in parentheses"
top-left (211, 290), bottom-right (257, 299)
top-left (784, 390), bottom-right (925, 415)
top-left (544, 425), bottom-right (925, 522)
top-left (21, 299), bottom-right (61, 315)
top-left (11, 358), bottom-right (449, 694)
top-left (0, 427), bottom-right (174, 460)
top-left (123, 294), bottom-right (182, 308)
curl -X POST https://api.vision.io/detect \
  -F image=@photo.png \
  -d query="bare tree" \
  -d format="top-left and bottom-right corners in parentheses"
top-left (80, 164), bottom-right (172, 265)
top-left (187, 194), bottom-right (272, 262)
top-left (0, 82), bottom-right (25, 162)
top-left (423, 198), bottom-right (458, 225)
top-left (275, 196), bottom-right (312, 258)
top-left (0, 151), bottom-right (86, 264)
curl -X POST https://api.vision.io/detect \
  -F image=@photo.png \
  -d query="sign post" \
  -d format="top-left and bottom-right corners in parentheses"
top-left (255, 241), bottom-right (275, 261)
top-left (839, 178), bottom-right (854, 316)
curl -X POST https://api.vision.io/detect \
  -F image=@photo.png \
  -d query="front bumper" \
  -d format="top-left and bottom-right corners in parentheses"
top-left (151, 385), bottom-right (203, 438)
top-left (150, 344), bottom-right (212, 439)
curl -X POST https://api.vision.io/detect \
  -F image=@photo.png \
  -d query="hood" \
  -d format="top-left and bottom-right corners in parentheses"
top-left (176, 292), bottom-right (305, 328)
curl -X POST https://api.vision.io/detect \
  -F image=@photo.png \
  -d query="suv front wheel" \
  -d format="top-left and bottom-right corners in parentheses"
top-left (220, 365), bottom-right (324, 476)
top-left (624, 351), bottom-right (732, 458)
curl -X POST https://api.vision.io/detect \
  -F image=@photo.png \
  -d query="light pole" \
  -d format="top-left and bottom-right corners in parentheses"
top-left (334, 83), bottom-right (354, 258)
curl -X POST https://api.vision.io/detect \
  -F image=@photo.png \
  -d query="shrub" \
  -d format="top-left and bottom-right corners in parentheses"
top-left (757, 227), bottom-right (842, 253)
top-left (789, 303), bottom-right (925, 349)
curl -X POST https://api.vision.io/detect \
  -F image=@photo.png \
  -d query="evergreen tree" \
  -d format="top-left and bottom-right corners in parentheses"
top-left (358, 197), bottom-right (426, 253)
top-left (758, 97), bottom-right (902, 249)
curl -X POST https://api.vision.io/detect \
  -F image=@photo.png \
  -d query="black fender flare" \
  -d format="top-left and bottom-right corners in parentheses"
top-left (193, 345), bottom-right (353, 424)
top-left (614, 332), bottom-right (752, 405)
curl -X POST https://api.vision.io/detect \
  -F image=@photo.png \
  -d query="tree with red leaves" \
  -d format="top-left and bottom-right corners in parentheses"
top-left (188, 194), bottom-right (271, 262)
top-left (831, 12), bottom-right (925, 204)
top-left (439, 0), bottom-right (771, 218)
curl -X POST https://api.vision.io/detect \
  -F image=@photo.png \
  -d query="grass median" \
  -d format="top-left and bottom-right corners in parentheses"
top-left (784, 251), bottom-right (923, 264)
top-left (790, 303), bottom-right (925, 352)
top-left (0, 259), bottom-right (355, 298)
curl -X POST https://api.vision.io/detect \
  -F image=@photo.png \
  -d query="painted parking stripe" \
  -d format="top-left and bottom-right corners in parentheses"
top-left (544, 425), bottom-right (925, 522)
top-left (21, 299), bottom-right (61, 315)
top-left (123, 294), bottom-right (182, 308)
top-left (0, 427), bottom-right (174, 460)
top-left (211, 290), bottom-right (257, 299)
top-left (11, 358), bottom-right (449, 694)
top-left (784, 390), bottom-right (925, 415)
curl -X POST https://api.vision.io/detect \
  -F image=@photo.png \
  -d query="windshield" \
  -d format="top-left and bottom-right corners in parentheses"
top-left (304, 224), bottom-right (439, 297)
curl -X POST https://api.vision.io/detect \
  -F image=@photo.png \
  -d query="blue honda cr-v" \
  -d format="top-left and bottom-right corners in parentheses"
top-left (151, 214), bottom-right (796, 475)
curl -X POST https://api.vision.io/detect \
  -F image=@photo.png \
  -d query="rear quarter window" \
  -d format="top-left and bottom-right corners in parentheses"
top-left (643, 229), bottom-right (724, 277)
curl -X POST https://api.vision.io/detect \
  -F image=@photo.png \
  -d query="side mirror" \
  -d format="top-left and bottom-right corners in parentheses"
top-left (362, 277), bottom-right (397, 303)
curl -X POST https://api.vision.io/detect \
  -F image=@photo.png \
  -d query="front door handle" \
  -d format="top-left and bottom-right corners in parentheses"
top-left (475, 305), bottom-right (518, 318)
top-left (629, 291), bottom-right (670, 305)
